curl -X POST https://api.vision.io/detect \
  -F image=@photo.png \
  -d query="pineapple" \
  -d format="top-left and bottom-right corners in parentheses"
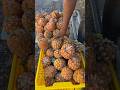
top-left (57, 17), bottom-right (63, 30)
top-left (73, 69), bottom-right (85, 83)
top-left (68, 56), bottom-right (81, 71)
top-left (54, 58), bottom-right (66, 70)
top-left (61, 67), bottom-right (73, 81)
top-left (53, 29), bottom-right (61, 38)
top-left (44, 18), bottom-right (57, 32)
top-left (60, 43), bottom-right (75, 59)
top-left (35, 13), bottom-right (44, 21)
top-left (44, 30), bottom-right (53, 39)
top-left (63, 36), bottom-right (72, 44)
top-left (46, 48), bottom-right (54, 57)
top-left (51, 37), bottom-right (63, 50)
top-left (42, 56), bottom-right (51, 67)
top-left (36, 33), bottom-right (44, 42)
top-left (55, 73), bottom-right (66, 82)
top-left (44, 65), bottom-right (57, 79)
top-left (45, 14), bottom-right (52, 21)
top-left (35, 25), bottom-right (44, 33)
top-left (38, 38), bottom-right (48, 50)
top-left (50, 10), bottom-right (60, 19)
top-left (54, 49), bottom-right (62, 58)
top-left (37, 17), bottom-right (48, 27)
top-left (45, 77), bottom-right (55, 87)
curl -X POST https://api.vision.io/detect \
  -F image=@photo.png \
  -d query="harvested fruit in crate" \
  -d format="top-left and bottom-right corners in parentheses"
top-left (7, 29), bottom-right (33, 58)
top-left (3, 16), bottom-right (22, 33)
top-left (36, 11), bottom-right (85, 87)
top-left (22, 10), bottom-right (34, 31)
top-left (16, 72), bottom-right (34, 90)
top-left (39, 38), bottom-right (85, 86)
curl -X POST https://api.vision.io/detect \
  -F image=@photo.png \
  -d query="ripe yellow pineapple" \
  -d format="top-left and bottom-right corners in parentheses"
top-left (54, 58), bottom-right (66, 70)
top-left (51, 37), bottom-right (63, 50)
top-left (61, 67), bottom-right (73, 81)
top-left (61, 43), bottom-right (75, 59)
top-left (68, 56), bottom-right (81, 70)
top-left (73, 69), bottom-right (85, 83)
top-left (54, 49), bottom-right (62, 58)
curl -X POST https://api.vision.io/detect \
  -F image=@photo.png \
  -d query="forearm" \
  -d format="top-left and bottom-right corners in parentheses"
top-left (63, 0), bottom-right (77, 33)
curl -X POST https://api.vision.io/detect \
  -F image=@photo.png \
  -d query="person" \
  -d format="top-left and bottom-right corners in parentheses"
top-left (61, 0), bottom-right (85, 42)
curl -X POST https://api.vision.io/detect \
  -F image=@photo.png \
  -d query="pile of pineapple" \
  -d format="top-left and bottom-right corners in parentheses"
top-left (36, 11), bottom-right (85, 86)
top-left (3, 0), bottom-right (35, 58)
top-left (86, 33), bottom-right (117, 90)
top-left (2, 0), bottom-right (35, 90)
